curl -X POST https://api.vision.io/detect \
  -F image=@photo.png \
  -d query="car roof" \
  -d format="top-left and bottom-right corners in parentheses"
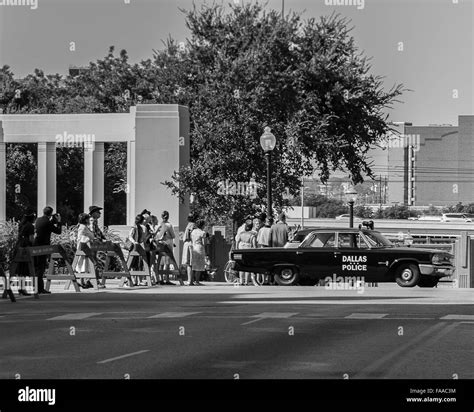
top-left (296, 228), bottom-right (377, 233)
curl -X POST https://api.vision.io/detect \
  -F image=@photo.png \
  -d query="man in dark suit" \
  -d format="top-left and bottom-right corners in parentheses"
top-left (33, 206), bottom-right (62, 294)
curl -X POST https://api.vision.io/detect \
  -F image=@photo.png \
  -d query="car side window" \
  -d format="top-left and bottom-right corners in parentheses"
top-left (309, 233), bottom-right (336, 248)
top-left (356, 233), bottom-right (369, 249)
top-left (337, 233), bottom-right (358, 248)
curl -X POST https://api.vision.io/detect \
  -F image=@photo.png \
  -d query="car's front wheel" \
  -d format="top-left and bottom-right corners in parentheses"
top-left (395, 263), bottom-right (420, 287)
top-left (417, 276), bottom-right (439, 288)
top-left (274, 267), bottom-right (299, 286)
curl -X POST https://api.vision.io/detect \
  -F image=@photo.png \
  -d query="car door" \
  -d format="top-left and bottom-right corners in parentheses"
top-left (296, 231), bottom-right (338, 280)
top-left (333, 232), bottom-right (377, 282)
top-left (360, 231), bottom-right (393, 280)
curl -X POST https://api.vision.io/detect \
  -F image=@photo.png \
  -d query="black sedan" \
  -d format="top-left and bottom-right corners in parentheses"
top-left (231, 228), bottom-right (454, 287)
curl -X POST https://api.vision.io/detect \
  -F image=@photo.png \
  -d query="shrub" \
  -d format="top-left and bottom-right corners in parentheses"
top-left (0, 220), bottom-right (19, 272)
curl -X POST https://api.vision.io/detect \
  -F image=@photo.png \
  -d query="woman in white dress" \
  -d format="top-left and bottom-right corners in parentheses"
top-left (182, 213), bottom-right (196, 285)
top-left (75, 213), bottom-right (95, 288)
top-left (191, 219), bottom-right (207, 286)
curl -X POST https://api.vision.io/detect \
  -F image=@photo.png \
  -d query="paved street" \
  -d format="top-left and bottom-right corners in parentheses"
top-left (1, 282), bottom-right (473, 380)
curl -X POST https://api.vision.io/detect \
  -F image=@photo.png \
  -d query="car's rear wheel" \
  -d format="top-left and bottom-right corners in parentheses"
top-left (395, 263), bottom-right (420, 287)
top-left (417, 276), bottom-right (439, 288)
top-left (274, 267), bottom-right (299, 286)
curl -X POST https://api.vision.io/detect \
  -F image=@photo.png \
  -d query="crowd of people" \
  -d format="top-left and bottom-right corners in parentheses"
top-left (234, 212), bottom-right (289, 285)
top-left (127, 210), bottom-right (209, 286)
top-left (10, 205), bottom-right (214, 294)
top-left (10, 205), bottom-right (292, 294)
top-left (13, 205), bottom-right (110, 294)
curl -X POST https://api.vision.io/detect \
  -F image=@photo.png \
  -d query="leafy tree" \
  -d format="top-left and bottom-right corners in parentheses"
top-left (354, 205), bottom-right (373, 219)
top-left (1, 4), bottom-right (405, 229)
top-left (160, 3), bottom-right (404, 226)
top-left (5, 144), bottom-right (37, 221)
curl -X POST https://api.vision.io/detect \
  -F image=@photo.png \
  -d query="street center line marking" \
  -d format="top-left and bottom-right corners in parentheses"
top-left (97, 350), bottom-right (150, 364)
top-left (440, 314), bottom-right (474, 320)
top-left (47, 313), bottom-right (102, 320)
top-left (345, 313), bottom-right (388, 319)
top-left (241, 312), bottom-right (298, 326)
top-left (241, 318), bottom-right (266, 326)
top-left (250, 312), bottom-right (299, 318)
top-left (148, 312), bottom-right (200, 318)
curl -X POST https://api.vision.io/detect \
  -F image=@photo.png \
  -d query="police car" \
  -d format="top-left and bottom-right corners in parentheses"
top-left (231, 228), bottom-right (454, 287)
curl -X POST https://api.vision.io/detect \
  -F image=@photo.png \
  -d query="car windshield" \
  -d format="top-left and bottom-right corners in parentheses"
top-left (362, 231), bottom-right (393, 248)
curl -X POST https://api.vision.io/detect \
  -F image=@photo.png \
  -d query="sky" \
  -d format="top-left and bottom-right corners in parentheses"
top-left (0, 0), bottom-right (473, 126)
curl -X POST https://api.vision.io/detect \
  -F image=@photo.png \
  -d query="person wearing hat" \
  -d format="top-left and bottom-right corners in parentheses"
top-left (89, 206), bottom-right (106, 242)
top-left (140, 209), bottom-right (151, 217)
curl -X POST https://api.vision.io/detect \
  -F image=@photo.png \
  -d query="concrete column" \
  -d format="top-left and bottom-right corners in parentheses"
top-left (84, 145), bottom-right (93, 212)
top-left (126, 140), bottom-right (136, 226)
top-left (37, 142), bottom-right (56, 215)
top-left (37, 143), bottom-right (47, 215)
top-left (0, 139), bottom-right (5, 222)
top-left (93, 142), bottom-right (105, 223)
top-left (84, 142), bottom-right (104, 225)
top-left (46, 143), bottom-right (56, 211)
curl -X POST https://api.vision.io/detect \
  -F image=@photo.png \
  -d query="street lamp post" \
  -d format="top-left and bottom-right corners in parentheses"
top-left (344, 186), bottom-right (358, 228)
top-left (301, 176), bottom-right (304, 229)
top-left (260, 127), bottom-right (277, 219)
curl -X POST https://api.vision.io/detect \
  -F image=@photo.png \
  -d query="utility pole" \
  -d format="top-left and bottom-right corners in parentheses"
top-left (379, 175), bottom-right (382, 209)
top-left (301, 176), bottom-right (304, 229)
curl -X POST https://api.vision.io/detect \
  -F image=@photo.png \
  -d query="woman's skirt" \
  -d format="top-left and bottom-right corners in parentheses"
top-left (181, 241), bottom-right (193, 266)
top-left (191, 245), bottom-right (206, 272)
top-left (160, 239), bottom-right (175, 266)
top-left (75, 242), bottom-right (93, 273)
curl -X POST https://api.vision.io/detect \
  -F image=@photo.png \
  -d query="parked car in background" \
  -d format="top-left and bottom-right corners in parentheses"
top-left (335, 214), bottom-right (362, 222)
top-left (441, 213), bottom-right (472, 223)
top-left (417, 215), bottom-right (442, 221)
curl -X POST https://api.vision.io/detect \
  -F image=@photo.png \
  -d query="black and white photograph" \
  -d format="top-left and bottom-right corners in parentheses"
top-left (0, 0), bottom-right (473, 409)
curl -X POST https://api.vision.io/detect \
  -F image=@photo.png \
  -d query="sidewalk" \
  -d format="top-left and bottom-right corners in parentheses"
top-left (3, 279), bottom-right (471, 306)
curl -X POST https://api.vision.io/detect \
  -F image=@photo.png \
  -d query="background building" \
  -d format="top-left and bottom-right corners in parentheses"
top-left (388, 116), bottom-right (474, 207)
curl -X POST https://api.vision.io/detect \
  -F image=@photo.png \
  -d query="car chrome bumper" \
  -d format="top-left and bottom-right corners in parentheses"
top-left (419, 264), bottom-right (454, 276)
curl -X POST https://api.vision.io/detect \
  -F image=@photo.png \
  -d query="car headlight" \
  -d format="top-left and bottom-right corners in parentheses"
top-left (431, 254), bottom-right (442, 264)
top-left (432, 254), bottom-right (452, 265)
top-left (233, 254), bottom-right (243, 260)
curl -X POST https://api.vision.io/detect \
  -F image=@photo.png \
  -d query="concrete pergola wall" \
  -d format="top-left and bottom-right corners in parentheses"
top-left (0, 104), bottom-right (190, 249)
